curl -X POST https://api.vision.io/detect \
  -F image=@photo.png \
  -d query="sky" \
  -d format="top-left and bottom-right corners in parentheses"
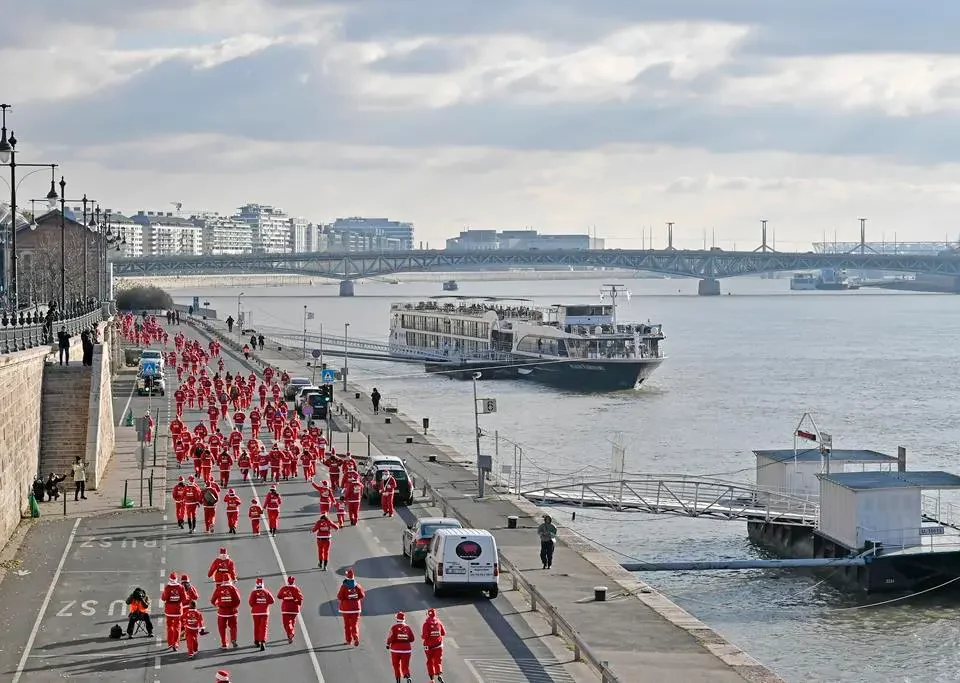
top-left (3, 1), bottom-right (960, 249)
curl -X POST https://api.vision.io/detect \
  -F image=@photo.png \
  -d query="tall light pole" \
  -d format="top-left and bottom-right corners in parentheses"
top-left (58, 193), bottom-right (97, 304)
top-left (343, 322), bottom-right (350, 391)
top-left (58, 176), bottom-right (66, 310)
top-left (472, 372), bottom-right (484, 498)
top-left (302, 304), bottom-right (307, 358)
top-left (0, 105), bottom-right (60, 309)
top-left (236, 292), bottom-right (244, 331)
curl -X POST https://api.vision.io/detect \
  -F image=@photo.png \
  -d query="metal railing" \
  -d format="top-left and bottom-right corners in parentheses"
top-left (518, 474), bottom-right (821, 526)
top-left (0, 305), bottom-right (104, 354)
top-left (922, 495), bottom-right (960, 529)
top-left (858, 524), bottom-right (960, 553)
top-left (415, 475), bottom-right (622, 683)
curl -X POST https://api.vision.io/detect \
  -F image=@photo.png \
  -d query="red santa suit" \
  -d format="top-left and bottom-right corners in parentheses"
top-left (422, 608), bottom-right (447, 680)
top-left (311, 480), bottom-right (334, 516)
top-left (183, 605), bottom-right (204, 657)
top-left (199, 450), bottom-right (214, 483)
top-left (276, 576), bottom-right (304, 643)
top-left (264, 487), bottom-right (282, 535)
top-left (386, 612), bottom-right (416, 680)
top-left (250, 407), bottom-right (262, 437)
top-left (183, 478), bottom-right (202, 533)
top-left (249, 499), bottom-right (264, 535)
top-left (268, 447), bottom-right (283, 482)
top-left (344, 476), bottom-right (363, 526)
top-left (325, 454), bottom-right (342, 490)
top-left (224, 489), bottom-right (242, 533)
top-left (311, 514), bottom-right (339, 569)
top-left (228, 429), bottom-right (243, 459)
top-left (207, 405), bottom-right (219, 431)
top-left (210, 580), bottom-right (242, 648)
top-left (201, 485), bottom-right (219, 532)
top-left (172, 477), bottom-right (187, 528)
top-left (174, 389), bottom-right (186, 417)
top-left (381, 472), bottom-right (397, 517)
top-left (238, 451), bottom-right (251, 481)
top-left (217, 452), bottom-right (234, 487)
top-left (300, 451), bottom-right (314, 481)
top-left (207, 548), bottom-right (237, 586)
top-left (160, 572), bottom-right (188, 649)
top-left (337, 569), bottom-right (365, 646)
top-left (335, 499), bottom-right (346, 526)
top-left (249, 578), bottom-right (275, 650)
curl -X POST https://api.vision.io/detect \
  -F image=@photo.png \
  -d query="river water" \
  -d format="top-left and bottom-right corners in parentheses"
top-left (182, 276), bottom-right (960, 683)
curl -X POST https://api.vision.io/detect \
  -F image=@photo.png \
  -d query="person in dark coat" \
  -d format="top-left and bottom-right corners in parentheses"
top-left (57, 327), bottom-right (70, 365)
top-left (81, 330), bottom-right (94, 366)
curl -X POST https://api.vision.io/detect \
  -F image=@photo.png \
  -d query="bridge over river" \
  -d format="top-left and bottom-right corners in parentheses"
top-left (112, 248), bottom-right (960, 295)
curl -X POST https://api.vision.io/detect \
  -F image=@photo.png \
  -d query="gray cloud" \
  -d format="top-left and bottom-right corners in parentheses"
top-left (370, 43), bottom-right (472, 74)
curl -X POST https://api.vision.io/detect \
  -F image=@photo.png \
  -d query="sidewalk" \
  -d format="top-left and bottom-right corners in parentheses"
top-left (198, 317), bottom-right (785, 683)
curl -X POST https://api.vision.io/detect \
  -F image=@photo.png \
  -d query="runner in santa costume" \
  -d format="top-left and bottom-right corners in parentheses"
top-left (337, 568), bottom-right (365, 646)
top-left (422, 607), bottom-right (447, 682)
top-left (249, 577), bottom-right (275, 651)
top-left (385, 611), bottom-right (416, 683)
top-left (276, 575), bottom-right (304, 643)
top-left (160, 572), bottom-right (188, 650)
top-left (210, 578), bottom-right (242, 649)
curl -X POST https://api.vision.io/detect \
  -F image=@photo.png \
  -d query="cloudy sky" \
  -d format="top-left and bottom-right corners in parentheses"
top-left (5, 1), bottom-right (960, 249)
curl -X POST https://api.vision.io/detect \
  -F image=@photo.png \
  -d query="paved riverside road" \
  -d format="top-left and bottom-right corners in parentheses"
top-left (0, 321), bottom-right (596, 683)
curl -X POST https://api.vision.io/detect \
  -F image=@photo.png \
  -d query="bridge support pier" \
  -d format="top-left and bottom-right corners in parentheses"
top-left (698, 278), bottom-right (721, 296)
top-left (339, 280), bottom-right (355, 297)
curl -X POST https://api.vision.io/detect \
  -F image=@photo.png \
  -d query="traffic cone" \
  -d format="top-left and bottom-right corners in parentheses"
top-left (124, 410), bottom-right (134, 426)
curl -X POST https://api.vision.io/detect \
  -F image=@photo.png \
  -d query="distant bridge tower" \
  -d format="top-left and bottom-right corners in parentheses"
top-left (848, 217), bottom-right (878, 254)
top-left (666, 222), bottom-right (675, 250)
top-left (753, 219), bottom-right (776, 253)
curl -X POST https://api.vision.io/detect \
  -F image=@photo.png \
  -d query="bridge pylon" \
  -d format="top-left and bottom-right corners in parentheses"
top-left (666, 222), bottom-right (675, 251)
top-left (752, 219), bottom-right (777, 253)
top-left (847, 218), bottom-right (879, 255)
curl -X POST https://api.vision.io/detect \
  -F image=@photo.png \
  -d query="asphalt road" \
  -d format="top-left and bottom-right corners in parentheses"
top-left (0, 320), bottom-right (595, 683)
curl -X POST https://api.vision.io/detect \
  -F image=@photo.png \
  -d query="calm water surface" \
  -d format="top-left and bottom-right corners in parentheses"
top-left (185, 276), bottom-right (960, 683)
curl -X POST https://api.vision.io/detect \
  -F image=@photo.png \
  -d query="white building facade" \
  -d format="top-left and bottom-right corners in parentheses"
top-left (195, 213), bottom-right (253, 255)
top-left (238, 204), bottom-right (291, 253)
top-left (132, 211), bottom-right (202, 256)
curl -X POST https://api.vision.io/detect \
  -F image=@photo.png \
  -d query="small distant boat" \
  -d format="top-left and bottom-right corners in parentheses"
top-left (816, 269), bottom-right (860, 291)
top-left (790, 273), bottom-right (817, 291)
top-left (442, 280), bottom-right (459, 291)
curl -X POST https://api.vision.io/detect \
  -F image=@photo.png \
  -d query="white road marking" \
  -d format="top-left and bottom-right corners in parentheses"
top-left (12, 518), bottom-right (82, 683)
top-left (117, 379), bottom-right (136, 427)
top-left (245, 479), bottom-right (326, 683)
top-left (463, 659), bottom-right (486, 683)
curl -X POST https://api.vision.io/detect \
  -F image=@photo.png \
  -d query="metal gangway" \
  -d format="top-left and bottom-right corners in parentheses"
top-left (519, 474), bottom-right (821, 527)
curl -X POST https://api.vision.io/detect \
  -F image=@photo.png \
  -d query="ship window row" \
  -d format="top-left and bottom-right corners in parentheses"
top-left (405, 332), bottom-right (489, 355)
top-left (400, 314), bottom-right (488, 338)
top-left (517, 335), bottom-right (647, 359)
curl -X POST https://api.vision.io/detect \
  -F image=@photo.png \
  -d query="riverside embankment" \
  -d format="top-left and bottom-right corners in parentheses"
top-left (193, 314), bottom-right (785, 683)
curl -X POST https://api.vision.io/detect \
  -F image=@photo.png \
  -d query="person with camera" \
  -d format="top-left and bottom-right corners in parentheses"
top-left (125, 587), bottom-right (153, 638)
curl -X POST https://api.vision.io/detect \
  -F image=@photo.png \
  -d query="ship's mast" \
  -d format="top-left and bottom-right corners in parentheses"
top-left (600, 284), bottom-right (630, 326)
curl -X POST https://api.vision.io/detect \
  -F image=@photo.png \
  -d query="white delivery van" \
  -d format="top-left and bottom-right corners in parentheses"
top-left (424, 528), bottom-right (499, 598)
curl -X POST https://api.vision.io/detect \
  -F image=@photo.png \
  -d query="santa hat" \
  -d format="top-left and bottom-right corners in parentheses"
top-left (228, 488), bottom-right (235, 494)
top-left (168, 572), bottom-right (178, 585)
top-left (180, 574), bottom-right (191, 583)
top-left (255, 577), bottom-right (264, 587)
top-left (395, 611), bottom-right (406, 623)
top-left (218, 547), bottom-right (228, 559)
top-left (270, 485), bottom-right (277, 492)
top-left (178, 476), bottom-right (184, 482)
top-left (426, 608), bottom-right (437, 619)
top-left (188, 476), bottom-right (195, 482)
top-left (287, 576), bottom-right (296, 585)
top-left (345, 568), bottom-right (354, 579)
top-left (216, 671), bottom-right (230, 682)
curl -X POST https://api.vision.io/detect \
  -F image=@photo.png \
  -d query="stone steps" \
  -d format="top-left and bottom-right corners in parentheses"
top-left (39, 366), bottom-right (93, 476)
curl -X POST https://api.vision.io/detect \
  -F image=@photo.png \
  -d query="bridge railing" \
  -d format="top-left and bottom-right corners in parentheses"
top-left (519, 474), bottom-right (821, 525)
top-left (0, 304), bottom-right (105, 354)
top-left (922, 495), bottom-right (960, 529)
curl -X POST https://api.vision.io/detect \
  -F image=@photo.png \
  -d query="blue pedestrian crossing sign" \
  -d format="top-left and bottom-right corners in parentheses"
top-left (320, 368), bottom-right (336, 384)
top-left (140, 361), bottom-right (158, 376)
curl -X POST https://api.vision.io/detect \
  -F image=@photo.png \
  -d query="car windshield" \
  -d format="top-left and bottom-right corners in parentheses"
top-left (141, 351), bottom-right (161, 359)
top-left (291, 378), bottom-right (309, 385)
top-left (420, 522), bottom-right (460, 537)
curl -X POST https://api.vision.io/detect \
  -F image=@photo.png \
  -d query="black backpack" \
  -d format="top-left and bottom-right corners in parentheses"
top-left (109, 624), bottom-right (123, 639)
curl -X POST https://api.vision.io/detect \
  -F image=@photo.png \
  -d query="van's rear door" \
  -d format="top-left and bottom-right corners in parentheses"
top-left (446, 536), bottom-right (494, 583)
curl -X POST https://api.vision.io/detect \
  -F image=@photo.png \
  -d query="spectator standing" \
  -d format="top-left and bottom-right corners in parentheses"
top-left (537, 514), bottom-right (557, 569)
top-left (72, 457), bottom-right (88, 500)
top-left (57, 327), bottom-right (70, 365)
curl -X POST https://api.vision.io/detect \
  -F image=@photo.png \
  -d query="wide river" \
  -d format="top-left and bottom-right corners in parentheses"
top-left (182, 275), bottom-right (960, 683)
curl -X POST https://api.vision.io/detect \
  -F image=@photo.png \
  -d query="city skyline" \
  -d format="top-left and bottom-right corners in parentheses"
top-left (6, 2), bottom-right (960, 250)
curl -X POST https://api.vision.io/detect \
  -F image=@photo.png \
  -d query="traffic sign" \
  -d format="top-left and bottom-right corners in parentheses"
top-left (320, 368), bottom-right (336, 384)
top-left (302, 404), bottom-right (314, 417)
top-left (140, 361), bottom-right (158, 377)
top-left (311, 349), bottom-right (321, 359)
top-left (481, 398), bottom-right (497, 414)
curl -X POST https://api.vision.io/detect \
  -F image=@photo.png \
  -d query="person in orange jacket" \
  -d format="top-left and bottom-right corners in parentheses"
top-left (207, 547), bottom-right (237, 585)
top-left (249, 497), bottom-right (264, 535)
top-left (311, 513), bottom-right (339, 570)
top-left (422, 607), bottom-right (447, 682)
top-left (249, 577), bottom-right (275, 651)
top-left (385, 611), bottom-right (416, 683)
top-left (210, 578), bottom-right (242, 648)
top-left (160, 572), bottom-right (188, 650)
top-left (337, 568), bottom-right (365, 646)
top-left (183, 600), bottom-right (204, 658)
top-left (223, 488), bottom-right (242, 534)
top-left (276, 576), bottom-right (303, 643)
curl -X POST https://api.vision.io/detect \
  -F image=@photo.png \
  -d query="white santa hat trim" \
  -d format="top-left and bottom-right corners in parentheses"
top-left (216, 671), bottom-right (230, 682)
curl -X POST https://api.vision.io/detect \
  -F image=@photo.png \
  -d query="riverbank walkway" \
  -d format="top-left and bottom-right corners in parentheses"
top-left (202, 318), bottom-right (784, 683)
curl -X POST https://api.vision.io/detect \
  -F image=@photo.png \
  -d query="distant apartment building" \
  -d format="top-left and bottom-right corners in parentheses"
top-left (446, 229), bottom-right (601, 251)
top-left (290, 217), bottom-right (327, 253)
top-left (328, 217), bottom-right (414, 251)
top-left (193, 212), bottom-right (253, 255)
top-left (132, 211), bottom-right (202, 256)
top-left (237, 203), bottom-right (291, 253)
top-left (109, 212), bottom-right (144, 257)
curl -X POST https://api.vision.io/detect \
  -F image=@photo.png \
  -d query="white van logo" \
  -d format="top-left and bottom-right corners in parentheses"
top-left (455, 541), bottom-right (482, 560)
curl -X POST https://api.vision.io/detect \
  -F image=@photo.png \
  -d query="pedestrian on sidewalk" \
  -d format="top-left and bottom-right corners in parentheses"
top-left (72, 457), bottom-right (88, 501)
top-left (57, 326), bottom-right (70, 365)
top-left (371, 387), bottom-right (381, 414)
top-left (226, 315), bottom-right (235, 333)
top-left (537, 514), bottom-right (557, 569)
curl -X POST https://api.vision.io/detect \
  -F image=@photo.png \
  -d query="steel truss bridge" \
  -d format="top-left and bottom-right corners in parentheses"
top-left (112, 248), bottom-right (960, 281)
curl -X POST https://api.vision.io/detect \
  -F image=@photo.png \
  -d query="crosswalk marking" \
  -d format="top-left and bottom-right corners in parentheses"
top-left (465, 658), bottom-right (578, 683)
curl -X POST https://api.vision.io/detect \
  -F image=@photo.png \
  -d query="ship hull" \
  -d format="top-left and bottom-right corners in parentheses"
top-left (422, 357), bottom-right (663, 392)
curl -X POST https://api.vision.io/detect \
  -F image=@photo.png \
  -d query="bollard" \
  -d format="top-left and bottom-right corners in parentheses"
top-left (123, 479), bottom-right (129, 508)
top-left (572, 511), bottom-right (576, 521)
top-left (422, 417), bottom-right (429, 434)
top-left (594, 586), bottom-right (608, 602)
top-left (367, 434), bottom-right (371, 459)
top-left (428, 454), bottom-right (437, 463)
top-left (355, 392), bottom-right (361, 399)
top-left (148, 471), bottom-right (154, 507)
top-left (385, 417), bottom-right (391, 424)
top-left (63, 490), bottom-right (67, 517)
top-left (405, 436), bottom-right (414, 444)
top-left (507, 515), bottom-right (518, 529)
top-left (346, 432), bottom-right (350, 451)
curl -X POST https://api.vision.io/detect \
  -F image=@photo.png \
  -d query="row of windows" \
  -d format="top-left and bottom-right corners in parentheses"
top-left (400, 314), bottom-right (489, 339)
top-left (404, 332), bottom-right (488, 354)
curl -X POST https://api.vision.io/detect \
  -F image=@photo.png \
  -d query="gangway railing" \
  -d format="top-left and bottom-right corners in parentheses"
top-left (519, 474), bottom-right (820, 526)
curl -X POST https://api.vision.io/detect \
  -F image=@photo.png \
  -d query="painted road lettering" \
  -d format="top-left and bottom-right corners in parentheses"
top-left (77, 537), bottom-right (158, 549)
top-left (55, 599), bottom-right (129, 617)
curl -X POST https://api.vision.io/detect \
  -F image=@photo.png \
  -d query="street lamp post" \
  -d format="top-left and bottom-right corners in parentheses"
top-left (58, 176), bottom-right (66, 310)
top-left (343, 322), bottom-right (350, 391)
top-left (0, 105), bottom-right (60, 310)
top-left (472, 372), bottom-right (484, 498)
top-left (236, 292), bottom-right (244, 332)
top-left (302, 305), bottom-right (308, 358)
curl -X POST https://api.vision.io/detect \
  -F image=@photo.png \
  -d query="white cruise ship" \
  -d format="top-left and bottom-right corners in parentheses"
top-left (790, 273), bottom-right (818, 290)
top-left (388, 285), bottom-right (665, 391)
